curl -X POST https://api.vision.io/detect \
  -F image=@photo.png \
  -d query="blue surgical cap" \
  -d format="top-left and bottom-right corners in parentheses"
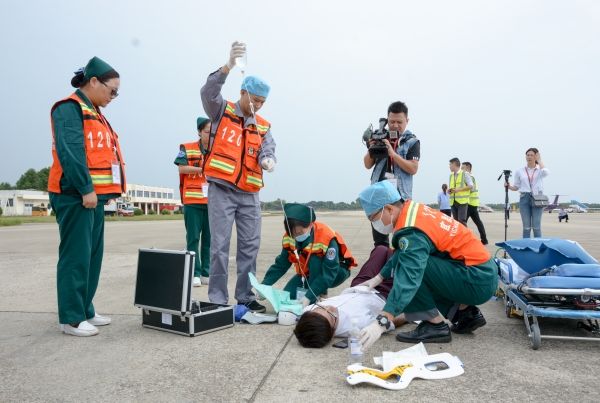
top-left (242, 76), bottom-right (270, 98)
top-left (358, 181), bottom-right (401, 217)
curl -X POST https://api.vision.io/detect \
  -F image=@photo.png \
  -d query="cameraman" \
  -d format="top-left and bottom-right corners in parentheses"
top-left (363, 101), bottom-right (420, 247)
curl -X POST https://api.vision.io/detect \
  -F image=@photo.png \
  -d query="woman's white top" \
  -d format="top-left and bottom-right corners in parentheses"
top-left (513, 166), bottom-right (549, 194)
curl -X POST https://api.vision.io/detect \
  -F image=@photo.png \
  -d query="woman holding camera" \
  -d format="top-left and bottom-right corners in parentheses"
top-left (505, 148), bottom-right (549, 238)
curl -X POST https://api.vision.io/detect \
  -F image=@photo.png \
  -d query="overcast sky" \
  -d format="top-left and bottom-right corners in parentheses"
top-left (2, 0), bottom-right (599, 205)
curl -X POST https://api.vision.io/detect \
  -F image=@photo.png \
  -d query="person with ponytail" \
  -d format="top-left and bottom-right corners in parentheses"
top-left (48, 57), bottom-right (126, 337)
top-left (437, 184), bottom-right (451, 217)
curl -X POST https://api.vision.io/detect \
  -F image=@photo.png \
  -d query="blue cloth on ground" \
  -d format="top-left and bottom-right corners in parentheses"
top-left (234, 304), bottom-right (250, 322)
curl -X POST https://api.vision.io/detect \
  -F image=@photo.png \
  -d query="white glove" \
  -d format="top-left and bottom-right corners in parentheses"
top-left (260, 157), bottom-right (275, 172)
top-left (226, 41), bottom-right (246, 70)
top-left (357, 274), bottom-right (384, 291)
top-left (359, 320), bottom-right (385, 351)
top-left (300, 297), bottom-right (310, 308)
top-left (341, 285), bottom-right (376, 295)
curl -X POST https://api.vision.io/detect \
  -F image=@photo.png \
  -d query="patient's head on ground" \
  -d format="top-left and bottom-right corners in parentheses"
top-left (294, 311), bottom-right (334, 348)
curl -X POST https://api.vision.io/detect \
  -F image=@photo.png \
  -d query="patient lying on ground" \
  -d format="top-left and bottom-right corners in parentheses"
top-left (294, 246), bottom-right (406, 348)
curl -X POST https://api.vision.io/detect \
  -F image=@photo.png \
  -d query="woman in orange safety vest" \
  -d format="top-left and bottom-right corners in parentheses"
top-left (48, 56), bottom-right (125, 337)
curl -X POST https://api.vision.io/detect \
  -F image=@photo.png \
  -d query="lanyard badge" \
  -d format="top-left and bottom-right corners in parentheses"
top-left (111, 160), bottom-right (121, 185)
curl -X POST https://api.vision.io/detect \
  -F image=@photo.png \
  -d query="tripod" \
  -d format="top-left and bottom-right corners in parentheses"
top-left (497, 170), bottom-right (512, 257)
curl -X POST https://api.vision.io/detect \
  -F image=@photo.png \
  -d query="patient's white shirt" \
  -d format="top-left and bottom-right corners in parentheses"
top-left (305, 291), bottom-right (385, 338)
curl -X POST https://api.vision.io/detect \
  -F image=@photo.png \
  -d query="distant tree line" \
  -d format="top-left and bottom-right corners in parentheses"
top-left (262, 200), bottom-right (600, 212)
top-left (261, 198), bottom-right (362, 211)
top-left (0, 167), bottom-right (50, 191)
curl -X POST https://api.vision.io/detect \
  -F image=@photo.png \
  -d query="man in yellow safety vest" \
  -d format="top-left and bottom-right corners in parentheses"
top-left (462, 162), bottom-right (488, 245)
top-left (448, 157), bottom-right (473, 225)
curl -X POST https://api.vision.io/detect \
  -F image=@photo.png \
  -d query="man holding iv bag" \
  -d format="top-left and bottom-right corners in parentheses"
top-left (200, 42), bottom-right (277, 312)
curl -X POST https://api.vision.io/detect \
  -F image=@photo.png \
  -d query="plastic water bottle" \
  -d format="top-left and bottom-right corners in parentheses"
top-left (348, 318), bottom-right (363, 364)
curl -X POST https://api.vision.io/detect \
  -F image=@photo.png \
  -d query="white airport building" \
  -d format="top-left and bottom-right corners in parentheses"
top-left (125, 184), bottom-right (181, 214)
top-left (0, 184), bottom-right (181, 216)
top-left (0, 190), bottom-right (50, 216)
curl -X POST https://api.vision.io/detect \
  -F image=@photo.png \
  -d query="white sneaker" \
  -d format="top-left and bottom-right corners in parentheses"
top-left (88, 313), bottom-right (111, 326)
top-left (60, 321), bottom-right (99, 337)
top-left (193, 277), bottom-right (201, 287)
top-left (200, 276), bottom-right (210, 285)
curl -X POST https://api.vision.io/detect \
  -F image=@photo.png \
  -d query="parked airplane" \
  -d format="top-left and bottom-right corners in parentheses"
top-left (570, 200), bottom-right (600, 212)
top-left (569, 200), bottom-right (588, 213)
top-left (544, 195), bottom-right (561, 212)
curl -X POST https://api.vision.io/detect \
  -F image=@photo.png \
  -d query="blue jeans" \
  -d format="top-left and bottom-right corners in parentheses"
top-left (519, 193), bottom-right (543, 238)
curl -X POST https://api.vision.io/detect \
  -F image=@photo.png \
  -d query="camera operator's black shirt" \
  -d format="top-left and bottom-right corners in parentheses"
top-left (377, 138), bottom-right (420, 181)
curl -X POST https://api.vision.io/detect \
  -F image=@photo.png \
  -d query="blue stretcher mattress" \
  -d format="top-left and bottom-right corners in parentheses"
top-left (498, 258), bottom-right (600, 289)
top-left (496, 238), bottom-right (598, 274)
top-left (527, 276), bottom-right (600, 289)
top-left (497, 239), bottom-right (600, 328)
top-left (551, 264), bottom-right (600, 278)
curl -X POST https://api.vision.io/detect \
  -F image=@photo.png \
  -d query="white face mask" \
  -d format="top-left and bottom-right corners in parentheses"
top-left (372, 209), bottom-right (394, 235)
top-left (372, 218), bottom-right (394, 235)
top-left (295, 229), bottom-right (311, 242)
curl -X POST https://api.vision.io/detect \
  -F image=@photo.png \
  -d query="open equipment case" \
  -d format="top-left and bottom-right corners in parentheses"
top-left (134, 248), bottom-right (234, 336)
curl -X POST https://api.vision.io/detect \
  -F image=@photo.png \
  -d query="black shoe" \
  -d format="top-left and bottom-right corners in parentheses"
top-left (244, 300), bottom-right (266, 313)
top-left (395, 321), bottom-right (452, 343)
top-left (481, 239), bottom-right (489, 245)
top-left (451, 306), bottom-right (486, 334)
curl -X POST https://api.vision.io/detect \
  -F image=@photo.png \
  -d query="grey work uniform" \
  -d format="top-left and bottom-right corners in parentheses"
top-left (200, 69), bottom-right (276, 305)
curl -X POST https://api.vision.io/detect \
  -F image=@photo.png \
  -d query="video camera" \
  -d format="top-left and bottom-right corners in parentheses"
top-left (362, 118), bottom-right (401, 160)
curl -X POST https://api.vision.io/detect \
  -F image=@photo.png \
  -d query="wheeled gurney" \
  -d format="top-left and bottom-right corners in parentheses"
top-left (495, 238), bottom-right (600, 349)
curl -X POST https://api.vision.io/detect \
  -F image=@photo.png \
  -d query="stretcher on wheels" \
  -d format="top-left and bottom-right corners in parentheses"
top-left (495, 238), bottom-right (600, 350)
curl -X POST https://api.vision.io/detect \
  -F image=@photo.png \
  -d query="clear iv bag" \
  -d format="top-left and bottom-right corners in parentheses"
top-left (236, 55), bottom-right (246, 69)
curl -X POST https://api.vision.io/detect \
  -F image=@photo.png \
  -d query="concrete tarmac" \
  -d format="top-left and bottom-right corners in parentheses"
top-left (1, 211), bottom-right (599, 402)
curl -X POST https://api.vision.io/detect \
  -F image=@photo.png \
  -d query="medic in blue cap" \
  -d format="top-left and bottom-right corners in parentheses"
top-left (200, 42), bottom-right (277, 313)
top-left (355, 181), bottom-right (498, 350)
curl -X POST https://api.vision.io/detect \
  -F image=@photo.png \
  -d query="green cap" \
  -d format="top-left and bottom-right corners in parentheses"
top-left (83, 56), bottom-right (116, 79)
top-left (197, 117), bottom-right (209, 130)
top-left (284, 203), bottom-right (315, 224)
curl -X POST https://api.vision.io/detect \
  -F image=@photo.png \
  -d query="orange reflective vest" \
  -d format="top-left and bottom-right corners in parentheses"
top-left (394, 200), bottom-right (490, 266)
top-left (179, 142), bottom-right (208, 205)
top-left (203, 101), bottom-right (270, 192)
top-left (48, 93), bottom-right (126, 195)
top-left (282, 221), bottom-right (357, 276)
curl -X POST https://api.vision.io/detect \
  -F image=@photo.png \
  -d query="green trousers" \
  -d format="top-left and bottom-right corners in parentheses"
top-left (184, 205), bottom-right (210, 277)
top-left (283, 268), bottom-right (350, 302)
top-left (50, 193), bottom-right (104, 325)
top-left (403, 257), bottom-right (498, 321)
